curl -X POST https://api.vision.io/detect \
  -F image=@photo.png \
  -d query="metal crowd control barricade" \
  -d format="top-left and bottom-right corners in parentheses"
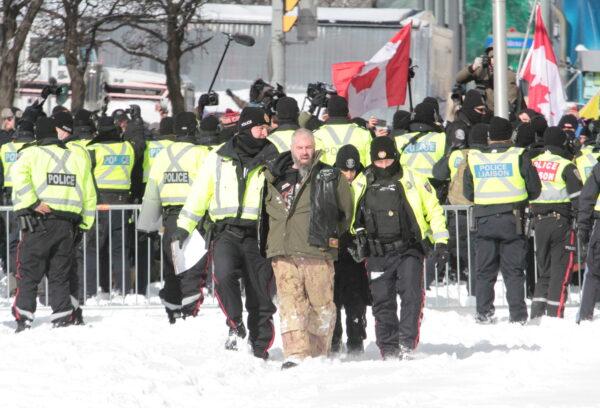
top-left (0, 204), bottom-right (586, 310)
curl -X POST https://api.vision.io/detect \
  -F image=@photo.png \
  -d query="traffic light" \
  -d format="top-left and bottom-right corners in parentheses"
top-left (283, 0), bottom-right (299, 33)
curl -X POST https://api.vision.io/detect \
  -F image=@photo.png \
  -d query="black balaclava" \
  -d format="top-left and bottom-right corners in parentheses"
top-left (462, 90), bottom-right (486, 124)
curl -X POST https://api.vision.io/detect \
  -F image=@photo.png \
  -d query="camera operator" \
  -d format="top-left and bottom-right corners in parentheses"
top-left (456, 46), bottom-right (519, 114)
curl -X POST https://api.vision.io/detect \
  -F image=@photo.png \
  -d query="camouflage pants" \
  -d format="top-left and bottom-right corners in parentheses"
top-left (272, 256), bottom-right (336, 359)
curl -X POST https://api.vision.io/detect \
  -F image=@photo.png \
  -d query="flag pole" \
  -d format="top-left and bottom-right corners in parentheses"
top-left (516, 1), bottom-right (538, 84)
top-left (493, 0), bottom-right (509, 118)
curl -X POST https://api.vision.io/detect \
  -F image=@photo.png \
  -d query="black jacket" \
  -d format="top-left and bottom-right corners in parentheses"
top-left (463, 141), bottom-right (542, 217)
top-left (578, 161), bottom-right (600, 231)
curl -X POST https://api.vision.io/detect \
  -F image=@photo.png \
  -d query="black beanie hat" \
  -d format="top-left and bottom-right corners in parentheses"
top-left (543, 126), bottom-right (566, 147)
top-left (370, 136), bottom-right (398, 162)
top-left (422, 96), bottom-right (440, 117)
top-left (531, 115), bottom-right (548, 138)
top-left (73, 109), bottom-right (93, 127)
top-left (159, 117), bottom-right (174, 136)
top-left (238, 107), bottom-right (269, 132)
top-left (412, 102), bottom-right (435, 125)
top-left (275, 97), bottom-right (299, 121)
top-left (488, 116), bottom-right (513, 141)
top-left (200, 115), bottom-right (219, 132)
top-left (515, 123), bottom-right (535, 148)
top-left (97, 116), bottom-right (120, 138)
top-left (393, 110), bottom-right (411, 130)
top-left (462, 90), bottom-right (486, 111)
top-left (35, 117), bottom-right (58, 140)
top-left (52, 111), bottom-right (73, 134)
top-left (327, 95), bottom-right (349, 118)
top-left (18, 119), bottom-right (35, 133)
top-left (468, 123), bottom-right (489, 146)
top-left (174, 112), bottom-right (197, 136)
top-left (558, 114), bottom-right (578, 130)
top-left (52, 106), bottom-right (69, 115)
top-left (335, 144), bottom-right (361, 171)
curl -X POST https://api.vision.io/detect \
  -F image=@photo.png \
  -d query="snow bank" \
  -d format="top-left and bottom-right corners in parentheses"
top-left (1, 305), bottom-right (599, 408)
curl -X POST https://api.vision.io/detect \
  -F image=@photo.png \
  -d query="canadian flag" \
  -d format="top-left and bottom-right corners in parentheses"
top-left (519, 4), bottom-right (566, 126)
top-left (332, 24), bottom-right (411, 118)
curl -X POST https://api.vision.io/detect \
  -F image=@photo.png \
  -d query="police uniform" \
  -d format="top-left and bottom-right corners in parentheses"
top-left (353, 137), bottom-right (449, 359)
top-left (142, 117), bottom-right (175, 185)
top-left (314, 96), bottom-right (372, 167)
top-left (331, 145), bottom-right (370, 353)
top-left (176, 107), bottom-right (278, 358)
top-left (463, 117), bottom-right (541, 323)
top-left (268, 96), bottom-right (300, 153)
top-left (576, 160), bottom-right (600, 322)
top-left (11, 117), bottom-right (96, 331)
top-left (574, 144), bottom-right (600, 184)
top-left (142, 112), bottom-right (208, 322)
top-left (529, 128), bottom-right (582, 319)
top-left (84, 117), bottom-right (135, 296)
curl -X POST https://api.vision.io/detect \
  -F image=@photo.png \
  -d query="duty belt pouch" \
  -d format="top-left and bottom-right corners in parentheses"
top-left (513, 209), bottom-right (523, 235)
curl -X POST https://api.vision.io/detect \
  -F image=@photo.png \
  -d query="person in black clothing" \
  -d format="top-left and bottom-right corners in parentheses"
top-left (390, 110), bottom-right (411, 137)
top-left (463, 116), bottom-right (542, 324)
top-left (331, 145), bottom-right (370, 354)
top-left (528, 127), bottom-right (582, 319)
top-left (445, 90), bottom-right (488, 146)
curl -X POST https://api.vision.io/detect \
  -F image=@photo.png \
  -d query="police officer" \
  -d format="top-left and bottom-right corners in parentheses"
top-left (529, 127), bottom-right (582, 319)
top-left (390, 110), bottom-right (411, 137)
top-left (142, 116), bottom-right (175, 187)
top-left (577, 158), bottom-right (600, 322)
top-left (445, 90), bottom-right (489, 145)
top-left (331, 145), bottom-right (370, 354)
top-left (463, 116), bottom-right (541, 324)
top-left (11, 117), bottom-right (96, 332)
top-left (395, 102), bottom-right (448, 199)
top-left (574, 127), bottom-right (600, 184)
top-left (140, 112), bottom-right (208, 323)
top-left (314, 95), bottom-right (372, 166)
top-left (85, 117), bottom-right (135, 297)
top-left (353, 137), bottom-right (449, 359)
top-left (175, 107), bottom-right (278, 359)
top-left (268, 97), bottom-right (299, 153)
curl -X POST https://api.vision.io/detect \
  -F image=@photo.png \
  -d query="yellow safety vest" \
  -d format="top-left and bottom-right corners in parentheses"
top-left (575, 149), bottom-right (600, 184)
top-left (148, 142), bottom-right (205, 207)
top-left (314, 123), bottom-right (372, 167)
top-left (11, 144), bottom-right (97, 230)
top-left (351, 170), bottom-right (449, 245)
top-left (143, 139), bottom-right (174, 183)
top-left (468, 147), bottom-right (528, 205)
top-left (268, 129), bottom-right (295, 153)
top-left (88, 141), bottom-right (135, 191)
top-left (177, 151), bottom-right (266, 233)
top-left (530, 151), bottom-right (572, 204)
top-left (0, 141), bottom-right (27, 188)
top-left (395, 131), bottom-right (446, 178)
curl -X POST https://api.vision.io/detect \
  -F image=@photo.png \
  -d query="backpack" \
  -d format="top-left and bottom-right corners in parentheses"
top-left (447, 150), bottom-right (473, 205)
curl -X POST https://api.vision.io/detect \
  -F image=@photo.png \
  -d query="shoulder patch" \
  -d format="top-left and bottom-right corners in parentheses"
top-left (455, 129), bottom-right (466, 141)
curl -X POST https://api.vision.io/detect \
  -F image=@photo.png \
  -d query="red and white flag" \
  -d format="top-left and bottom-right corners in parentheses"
top-left (332, 24), bottom-right (411, 117)
top-left (519, 4), bottom-right (566, 126)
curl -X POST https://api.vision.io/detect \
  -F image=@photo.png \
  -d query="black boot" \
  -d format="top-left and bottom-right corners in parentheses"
top-left (166, 308), bottom-right (181, 324)
top-left (346, 339), bottom-right (364, 354)
top-left (52, 314), bottom-right (74, 328)
top-left (71, 308), bottom-right (85, 325)
top-left (225, 323), bottom-right (247, 351)
top-left (15, 319), bottom-right (31, 333)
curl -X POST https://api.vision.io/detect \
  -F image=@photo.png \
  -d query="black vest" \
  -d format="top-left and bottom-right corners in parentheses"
top-left (308, 165), bottom-right (341, 248)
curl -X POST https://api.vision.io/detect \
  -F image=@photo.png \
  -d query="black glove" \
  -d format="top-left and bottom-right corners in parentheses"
top-left (226, 89), bottom-right (234, 97)
top-left (433, 243), bottom-right (450, 267)
top-left (578, 228), bottom-right (591, 262)
top-left (348, 228), bottom-right (369, 263)
top-left (171, 227), bottom-right (190, 249)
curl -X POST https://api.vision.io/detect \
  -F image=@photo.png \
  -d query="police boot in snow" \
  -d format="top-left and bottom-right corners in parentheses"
top-left (166, 309), bottom-right (182, 325)
top-left (225, 323), bottom-right (247, 351)
top-left (15, 319), bottom-right (31, 333)
top-left (52, 314), bottom-right (74, 329)
top-left (71, 307), bottom-right (85, 325)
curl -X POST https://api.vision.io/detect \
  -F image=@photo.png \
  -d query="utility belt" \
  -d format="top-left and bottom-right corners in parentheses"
top-left (162, 205), bottom-right (183, 216)
top-left (367, 238), bottom-right (408, 257)
top-left (19, 213), bottom-right (76, 233)
top-left (215, 223), bottom-right (257, 240)
top-left (534, 211), bottom-right (568, 221)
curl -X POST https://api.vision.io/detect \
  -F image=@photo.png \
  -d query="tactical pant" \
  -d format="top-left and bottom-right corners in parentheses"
top-left (579, 221), bottom-right (600, 321)
top-left (213, 231), bottom-right (276, 356)
top-left (332, 255), bottom-right (369, 350)
top-left (272, 256), bottom-right (336, 359)
top-left (158, 212), bottom-right (206, 316)
top-left (475, 213), bottom-right (528, 321)
top-left (531, 216), bottom-right (574, 318)
top-left (12, 219), bottom-right (76, 323)
top-left (367, 251), bottom-right (425, 355)
top-left (81, 192), bottom-right (130, 296)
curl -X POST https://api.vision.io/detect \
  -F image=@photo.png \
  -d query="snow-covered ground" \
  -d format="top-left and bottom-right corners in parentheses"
top-left (1, 302), bottom-right (599, 408)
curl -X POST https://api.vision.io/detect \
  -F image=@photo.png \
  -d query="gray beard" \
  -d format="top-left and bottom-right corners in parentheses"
top-left (292, 157), bottom-right (312, 179)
